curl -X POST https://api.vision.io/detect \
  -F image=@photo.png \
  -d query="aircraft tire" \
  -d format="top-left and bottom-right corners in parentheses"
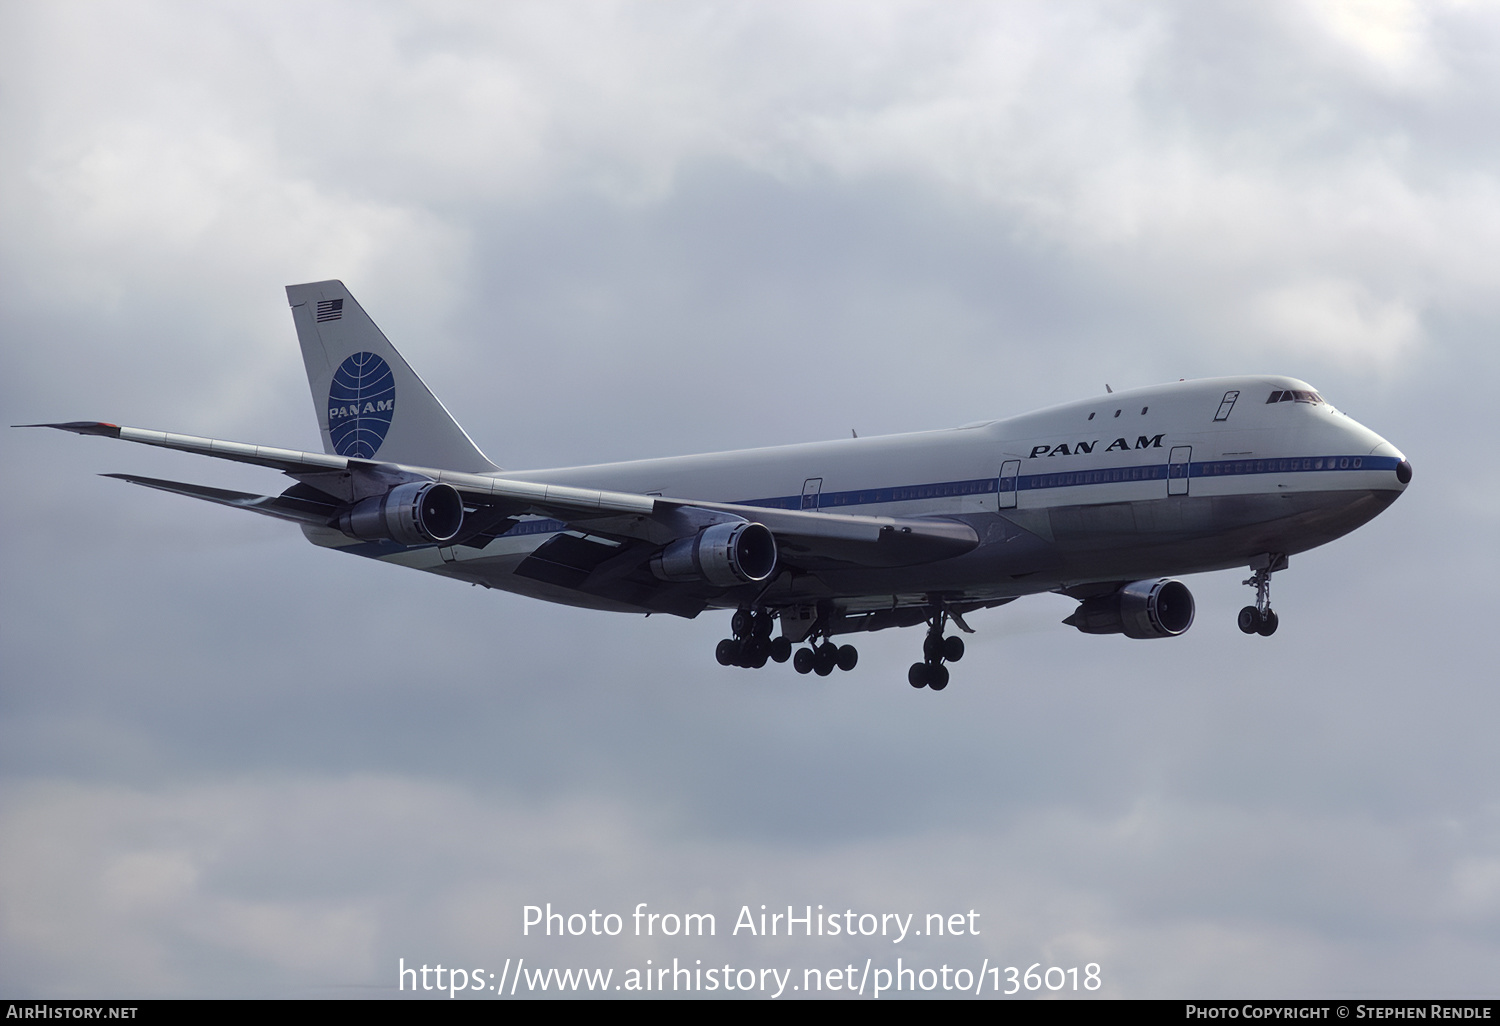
top-left (1256, 609), bottom-right (1279, 637)
top-left (908, 663), bottom-right (929, 688)
top-left (923, 634), bottom-right (945, 662)
top-left (928, 663), bottom-right (950, 691)
top-left (770, 637), bottom-right (792, 663)
top-left (943, 636), bottom-right (965, 662)
top-left (836, 645), bottom-right (858, 672)
top-left (793, 648), bottom-right (815, 674)
top-left (716, 639), bottom-right (739, 666)
top-left (1237, 606), bottom-right (1261, 634)
top-left (813, 644), bottom-right (837, 676)
top-left (732, 610), bottom-right (752, 637)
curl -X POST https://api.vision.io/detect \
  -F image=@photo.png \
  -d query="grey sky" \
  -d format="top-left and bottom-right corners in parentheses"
top-left (2, 0), bottom-right (1497, 999)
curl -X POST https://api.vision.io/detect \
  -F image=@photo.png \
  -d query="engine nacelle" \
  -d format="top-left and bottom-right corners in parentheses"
top-left (650, 521), bottom-right (778, 588)
top-left (1062, 578), bottom-right (1196, 639)
top-left (338, 481), bottom-right (464, 546)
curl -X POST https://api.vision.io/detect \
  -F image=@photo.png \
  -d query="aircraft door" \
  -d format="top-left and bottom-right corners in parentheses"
top-left (1168, 446), bottom-right (1192, 496)
top-left (999, 460), bottom-right (1020, 509)
top-left (801, 478), bottom-right (823, 511)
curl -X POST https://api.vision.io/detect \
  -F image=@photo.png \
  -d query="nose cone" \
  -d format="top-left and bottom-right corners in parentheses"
top-left (1368, 440), bottom-right (1411, 491)
top-left (1327, 402), bottom-right (1409, 495)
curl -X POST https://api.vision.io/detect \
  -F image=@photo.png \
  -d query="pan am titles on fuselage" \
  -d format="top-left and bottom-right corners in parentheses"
top-left (31, 282), bottom-right (1412, 692)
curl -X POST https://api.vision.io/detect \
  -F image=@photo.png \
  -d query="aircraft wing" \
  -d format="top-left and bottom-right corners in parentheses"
top-left (32, 422), bottom-right (656, 517)
top-left (31, 422), bottom-right (979, 570)
top-left (101, 473), bottom-right (342, 526)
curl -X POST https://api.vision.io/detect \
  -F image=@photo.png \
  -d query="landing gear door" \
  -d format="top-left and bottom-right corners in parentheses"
top-left (1168, 446), bottom-right (1192, 496)
top-left (999, 460), bottom-right (1020, 509)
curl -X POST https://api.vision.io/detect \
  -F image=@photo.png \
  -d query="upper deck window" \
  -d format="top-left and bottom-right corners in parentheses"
top-left (1266, 389), bottom-right (1323, 405)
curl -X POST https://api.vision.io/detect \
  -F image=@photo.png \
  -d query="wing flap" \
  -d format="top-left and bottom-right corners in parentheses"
top-left (684, 501), bottom-right (979, 567)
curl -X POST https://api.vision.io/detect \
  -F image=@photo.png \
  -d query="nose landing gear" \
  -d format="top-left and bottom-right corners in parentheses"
top-left (1238, 554), bottom-right (1286, 637)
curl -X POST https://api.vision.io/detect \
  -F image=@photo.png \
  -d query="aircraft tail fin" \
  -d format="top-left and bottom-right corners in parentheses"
top-left (286, 281), bottom-right (499, 472)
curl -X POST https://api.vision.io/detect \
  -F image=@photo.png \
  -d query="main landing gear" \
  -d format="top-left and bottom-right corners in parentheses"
top-left (1238, 555), bottom-right (1286, 637)
top-left (908, 610), bottom-right (965, 691)
top-left (792, 639), bottom-right (859, 676)
top-left (715, 608), bottom-right (858, 675)
top-left (715, 608), bottom-right (791, 668)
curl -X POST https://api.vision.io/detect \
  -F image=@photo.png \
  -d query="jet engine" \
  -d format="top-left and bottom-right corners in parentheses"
top-left (1062, 578), bottom-right (1196, 639)
top-left (338, 481), bottom-right (465, 546)
top-left (650, 521), bottom-right (778, 588)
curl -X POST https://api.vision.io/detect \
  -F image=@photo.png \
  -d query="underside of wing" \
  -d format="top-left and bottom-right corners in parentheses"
top-left (101, 474), bottom-right (341, 525)
top-left (669, 500), bottom-right (979, 569)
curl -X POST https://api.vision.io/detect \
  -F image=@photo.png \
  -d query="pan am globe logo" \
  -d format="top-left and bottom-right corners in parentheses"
top-left (327, 352), bottom-right (396, 458)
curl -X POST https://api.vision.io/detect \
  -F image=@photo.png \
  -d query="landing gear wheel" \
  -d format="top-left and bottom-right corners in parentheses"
top-left (923, 633), bottom-right (945, 662)
top-left (716, 639), bottom-right (739, 666)
top-left (793, 648), bottom-right (814, 674)
top-left (836, 645), bottom-right (859, 672)
top-left (770, 637), bottom-right (792, 663)
top-left (1256, 609), bottom-right (1279, 636)
top-left (1237, 606), bottom-right (1261, 634)
top-left (927, 663), bottom-right (950, 691)
top-left (915, 606), bottom-right (963, 690)
top-left (813, 642), bottom-right (837, 676)
top-left (731, 609), bottom-right (752, 638)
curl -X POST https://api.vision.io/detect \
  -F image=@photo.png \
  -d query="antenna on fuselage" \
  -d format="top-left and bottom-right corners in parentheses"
top-left (1105, 384), bottom-right (1113, 393)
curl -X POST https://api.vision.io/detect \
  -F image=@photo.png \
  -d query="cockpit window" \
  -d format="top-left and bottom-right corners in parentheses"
top-left (1266, 390), bottom-right (1323, 405)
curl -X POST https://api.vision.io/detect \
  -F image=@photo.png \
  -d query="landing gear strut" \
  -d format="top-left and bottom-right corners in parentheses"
top-left (1238, 555), bottom-right (1286, 637)
top-left (909, 609), bottom-right (965, 691)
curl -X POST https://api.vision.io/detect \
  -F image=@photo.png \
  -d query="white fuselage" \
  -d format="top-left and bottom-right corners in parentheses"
top-left (309, 375), bottom-right (1408, 619)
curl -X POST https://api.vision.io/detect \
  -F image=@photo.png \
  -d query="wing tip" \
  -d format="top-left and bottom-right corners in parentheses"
top-left (16, 421), bottom-right (122, 437)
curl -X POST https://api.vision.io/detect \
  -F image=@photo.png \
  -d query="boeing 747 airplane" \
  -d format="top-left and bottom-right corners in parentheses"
top-left (32, 281), bottom-right (1411, 690)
